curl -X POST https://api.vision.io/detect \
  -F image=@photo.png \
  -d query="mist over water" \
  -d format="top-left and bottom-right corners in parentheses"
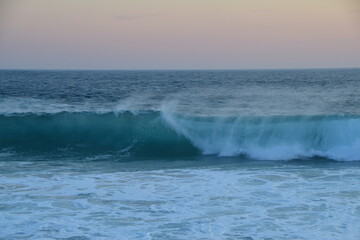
top-left (1, 69), bottom-right (360, 239)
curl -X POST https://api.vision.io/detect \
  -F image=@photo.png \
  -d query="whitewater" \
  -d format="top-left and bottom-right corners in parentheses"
top-left (1, 69), bottom-right (360, 239)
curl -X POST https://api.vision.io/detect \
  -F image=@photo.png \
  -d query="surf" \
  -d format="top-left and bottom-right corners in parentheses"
top-left (1, 110), bottom-right (360, 161)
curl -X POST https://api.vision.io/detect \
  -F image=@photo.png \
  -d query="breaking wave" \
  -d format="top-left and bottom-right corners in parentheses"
top-left (1, 110), bottom-right (360, 161)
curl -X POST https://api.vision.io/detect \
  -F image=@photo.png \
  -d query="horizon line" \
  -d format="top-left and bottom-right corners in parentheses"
top-left (0, 67), bottom-right (359, 71)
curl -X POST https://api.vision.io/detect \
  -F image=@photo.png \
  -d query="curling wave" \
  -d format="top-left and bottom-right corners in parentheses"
top-left (1, 111), bottom-right (360, 161)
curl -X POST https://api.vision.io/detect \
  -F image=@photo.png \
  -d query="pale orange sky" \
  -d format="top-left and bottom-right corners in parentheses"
top-left (0, 0), bottom-right (359, 69)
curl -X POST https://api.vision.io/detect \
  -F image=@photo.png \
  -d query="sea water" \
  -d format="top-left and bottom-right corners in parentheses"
top-left (1, 69), bottom-right (360, 239)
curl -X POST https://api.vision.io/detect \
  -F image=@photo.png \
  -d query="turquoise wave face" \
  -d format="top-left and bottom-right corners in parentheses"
top-left (2, 111), bottom-right (360, 161)
top-left (0, 111), bottom-right (198, 157)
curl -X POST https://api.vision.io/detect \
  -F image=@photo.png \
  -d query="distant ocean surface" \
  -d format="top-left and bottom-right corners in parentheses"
top-left (1, 69), bottom-right (360, 239)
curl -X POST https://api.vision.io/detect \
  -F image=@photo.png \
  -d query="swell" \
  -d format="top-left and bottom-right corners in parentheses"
top-left (2, 111), bottom-right (360, 161)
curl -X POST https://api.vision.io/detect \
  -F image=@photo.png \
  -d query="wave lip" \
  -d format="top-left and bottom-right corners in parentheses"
top-left (1, 110), bottom-right (360, 161)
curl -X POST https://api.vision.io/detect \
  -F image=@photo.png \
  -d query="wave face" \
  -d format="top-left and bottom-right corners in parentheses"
top-left (2, 111), bottom-right (360, 161)
top-left (0, 111), bottom-right (197, 157)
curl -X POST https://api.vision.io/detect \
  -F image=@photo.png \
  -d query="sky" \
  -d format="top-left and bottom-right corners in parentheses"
top-left (0, 0), bottom-right (359, 70)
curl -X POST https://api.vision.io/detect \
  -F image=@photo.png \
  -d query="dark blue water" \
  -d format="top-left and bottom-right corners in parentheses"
top-left (1, 69), bottom-right (359, 116)
top-left (1, 69), bottom-right (360, 239)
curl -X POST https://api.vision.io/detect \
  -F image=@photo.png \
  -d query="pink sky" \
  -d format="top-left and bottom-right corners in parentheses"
top-left (0, 0), bottom-right (359, 69)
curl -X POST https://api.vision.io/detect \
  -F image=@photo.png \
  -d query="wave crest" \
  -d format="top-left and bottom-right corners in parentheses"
top-left (2, 111), bottom-right (360, 161)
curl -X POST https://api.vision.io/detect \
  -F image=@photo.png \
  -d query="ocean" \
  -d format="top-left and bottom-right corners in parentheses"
top-left (1, 69), bottom-right (360, 239)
